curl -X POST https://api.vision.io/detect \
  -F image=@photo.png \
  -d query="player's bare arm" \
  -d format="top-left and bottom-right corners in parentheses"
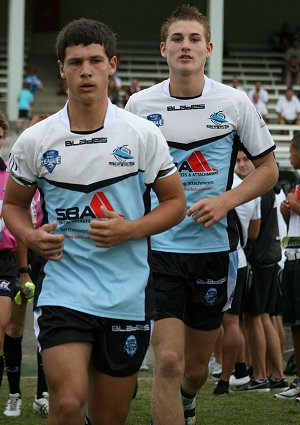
top-left (89, 171), bottom-right (186, 247)
top-left (187, 152), bottom-right (278, 227)
top-left (3, 176), bottom-right (64, 261)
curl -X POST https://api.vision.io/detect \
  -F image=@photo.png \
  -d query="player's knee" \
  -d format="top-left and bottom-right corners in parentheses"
top-left (155, 350), bottom-right (183, 379)
top-left (52, 395), bottom-right (86, 422)
top-left (184, 363), bottom-right (208, 387)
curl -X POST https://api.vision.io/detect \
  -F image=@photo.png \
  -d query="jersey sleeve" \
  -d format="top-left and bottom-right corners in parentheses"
top-left (235, 94), bottom-right (275, 159)
top-left (252, 197), bottom-right (261, 220)
top-left (8, 133), bottom-right (38, 187)
top-left (143, 123), bottom-right (177, 185)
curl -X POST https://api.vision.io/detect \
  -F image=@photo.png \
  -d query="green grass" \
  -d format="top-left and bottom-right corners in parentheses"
top-left (0, 361), bottom-right (300, 424)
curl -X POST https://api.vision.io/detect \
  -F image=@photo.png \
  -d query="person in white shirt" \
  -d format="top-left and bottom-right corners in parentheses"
top-left (275, 87), bottom-right (300, 124)
top-left (248, 81), bottom-right (269, 104)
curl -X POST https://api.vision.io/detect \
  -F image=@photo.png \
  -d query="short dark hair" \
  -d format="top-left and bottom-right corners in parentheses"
top-left (0, 111), bottom-right (9, 138)
top-left (291, 131), bottom-right (300, 150)
top-left (56, 18), bottom-right (116, 62)
top-left (160, 3), bottom-right (210, 43)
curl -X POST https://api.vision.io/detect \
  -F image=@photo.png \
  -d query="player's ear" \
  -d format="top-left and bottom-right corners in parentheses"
top-left (109, 55), bottom-right (117, 77)
top-left (160, 42), bottom-right (167, 59)
top-left (206, 42), bottom-right (213, 59)
top-left (58, 61), bottom-right (66, 79)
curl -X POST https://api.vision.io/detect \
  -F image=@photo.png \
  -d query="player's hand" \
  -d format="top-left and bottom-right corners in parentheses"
top-left (187, 197), bottom-right (229, 227)
top-left (25, 221), bottom-right (64, 261)
top-left (280, 199), bottom-right (290, 215)
top-left (89, 207), bottom-right (133, 247)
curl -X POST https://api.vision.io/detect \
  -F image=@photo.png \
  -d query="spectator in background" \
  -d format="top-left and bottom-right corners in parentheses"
top-left (248, 81), bottom-right (269, 104)
top-left (284, 56), bottom-right (300, 87)
top-left (108, 78), bottom-right (123, 107)
top-left (128, 78), bottom-right (141, 95)
top-left (16, 83), bottom-right (34, 133)
top-left (276, 87), bottom-right (300, 124)
top-left (285, 39), bottom-right (300, 63)
top-left (24, 68), bottom-right (43, 96)
top-left (250, 92), bottom-right (268, 122)
top-left (231, 77), bottom-right (245, 92)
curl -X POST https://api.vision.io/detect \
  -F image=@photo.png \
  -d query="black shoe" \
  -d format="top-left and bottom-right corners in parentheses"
top-left (268, 377), bottom-right (289, 390)
top-left (213, 379), bottom-right (229, 395)
top-left (84, 417), bottom-right (92, 425)
top-left (234, 378), bottom-right (270, 392)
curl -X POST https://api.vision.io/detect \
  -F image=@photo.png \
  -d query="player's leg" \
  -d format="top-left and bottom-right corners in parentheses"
top-left (89, 317), bottom-right (151, 425)
top-left (152, 317), bottom-right (185, 425)
top-left (184, 327), bottom-right (220, 393)
top-left (42, 342), bottom-right (91, 425)
top-left (5, 298), bottom-right (27, 397)
top-left (34, 306), bottom-right (96, 425)
top-left (0, 296), bottom-right (12, 387)
top-left (88, 371), bottom-right (138, 425)
top-left (150, 251), bottom-right (187, 425)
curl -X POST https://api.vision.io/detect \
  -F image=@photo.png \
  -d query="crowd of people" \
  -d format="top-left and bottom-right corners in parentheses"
top-left (0, 4), bottom-right (300, 425)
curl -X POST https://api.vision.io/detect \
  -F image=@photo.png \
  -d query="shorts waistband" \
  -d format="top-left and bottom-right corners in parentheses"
top-left (285, 252), bottom-right (300, 261)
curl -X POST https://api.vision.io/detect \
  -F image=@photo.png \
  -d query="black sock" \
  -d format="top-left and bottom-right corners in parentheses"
top-left (218, 379), bottom-right (229, 386)
top-left (0, 355), bottom-right (4, 388)
top-left (181, 386), bottom-right (197, 400)
top-left (36, 349), bottom-right (48, 398)
top-left (4, 334), bottom-right (22, 395)
top-left (234, 362), bottom-right (248, 377)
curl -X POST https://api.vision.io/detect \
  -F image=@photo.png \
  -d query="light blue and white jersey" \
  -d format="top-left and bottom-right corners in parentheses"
top-left (8, 101), bottom-right (176, 320)
top-left (126, 76), bottom-right (275, 254)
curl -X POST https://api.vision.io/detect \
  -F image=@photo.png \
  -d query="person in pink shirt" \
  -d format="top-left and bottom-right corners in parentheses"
top-left (0, 112), bottom-right (49, 417)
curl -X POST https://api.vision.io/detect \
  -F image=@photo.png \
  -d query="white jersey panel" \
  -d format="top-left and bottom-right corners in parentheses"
top-left (8, 102), bottom-right (176, 320)
top-left (126, 77), bottom-right (275, 253)
top-left (232, 174), bottom-right (261, 268)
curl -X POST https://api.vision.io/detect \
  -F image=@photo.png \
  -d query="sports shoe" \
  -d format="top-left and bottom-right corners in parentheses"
top-left (211, 371), bottom-right (222, 381)
top-left (213, 379), bottom-right (229, 395)
top-left (229, 373), bottom-right (250, 386)
top-left (184, 396), bottom-right (196, 425)
top-left (234, 378), bottom-right (270, 392)
top-left (209, 357), bottom-right (222, 376)
top-left (85, 416), bottom-right (92, 425)
top-left (3, 393), bottom-right (22, 417)
top-left (268, 377), bottom-right (289, 391)
top-left (274, 378), bottom-right (300, 400)
top-left (33, 392), bottom-right (49, 416)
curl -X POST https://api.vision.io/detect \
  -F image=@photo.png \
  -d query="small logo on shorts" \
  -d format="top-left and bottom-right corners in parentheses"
top-left (204, 287), bottom-right (217, 305)
top-left (124, 335), bottom-right (137, 357)
top-left (0, 280), bottom-right (11, 291)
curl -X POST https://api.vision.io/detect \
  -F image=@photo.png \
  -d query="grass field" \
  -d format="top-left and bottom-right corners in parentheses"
top-left (0, 361), bottom-right (300, 425)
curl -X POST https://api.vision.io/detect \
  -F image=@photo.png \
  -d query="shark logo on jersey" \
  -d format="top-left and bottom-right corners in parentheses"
top-left (124, 335), bottom-right (138, 357)
top-left (204, 287), bottom-right (217, 305)
top-left (41, 150), bottom-right (61, 173)
top-left (146, 113), bottom-right (164, 127)
top-left (207, 111), bottom-right (229, 129)
top-left (109, 145), bottom-right (135, 167)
